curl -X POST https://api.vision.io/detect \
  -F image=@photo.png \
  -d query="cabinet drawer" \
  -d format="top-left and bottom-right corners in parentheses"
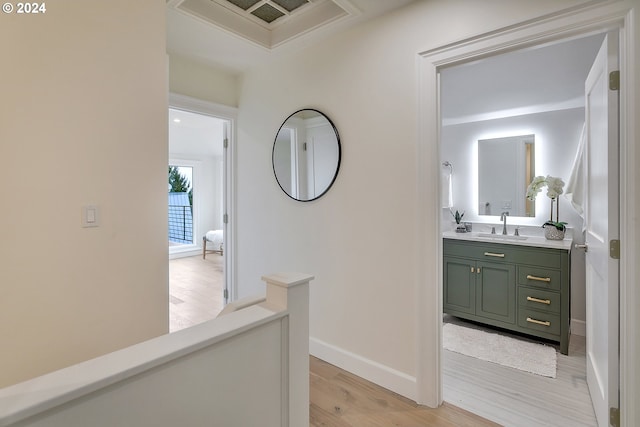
top-left (518, 287), bottom-right (560, 314)
top-left (518, 309), bottom-right (560, 336)
top-left (518, 266), bottom-right (561, 291)
top-left (443, 239), bottom-right (561, 268)
top-left (444, 240), bottom-right (511, 263)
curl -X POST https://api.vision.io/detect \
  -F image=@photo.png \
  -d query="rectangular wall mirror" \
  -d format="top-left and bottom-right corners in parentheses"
top-left (478, 134), bottom-right (535, 217)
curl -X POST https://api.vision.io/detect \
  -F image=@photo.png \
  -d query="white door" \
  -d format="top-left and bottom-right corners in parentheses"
top-left (222, 119), bottom-right (232, 304)
top-left (584, 32), bottom-right (619, 427)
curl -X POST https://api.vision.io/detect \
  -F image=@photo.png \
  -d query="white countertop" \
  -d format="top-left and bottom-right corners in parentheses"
top-left (443, 230), bottom-right (573, 251)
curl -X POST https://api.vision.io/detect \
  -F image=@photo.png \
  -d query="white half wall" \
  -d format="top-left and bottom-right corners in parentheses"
top-left (0, 272), bottom-right (313, 427)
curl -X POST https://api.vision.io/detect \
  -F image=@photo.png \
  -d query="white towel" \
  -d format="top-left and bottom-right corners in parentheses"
top-left (442, 168), bottom-right (453, 208)
top-left (564, 123), bottom-right (586, 222)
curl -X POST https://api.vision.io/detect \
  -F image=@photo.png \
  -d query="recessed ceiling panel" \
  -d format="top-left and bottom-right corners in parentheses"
top-left (225, 0), bottom-right (260, 10)
top-left (251, 3), bottom-right (285, 23)
top-left (272, 0), bottom-right (309, 13)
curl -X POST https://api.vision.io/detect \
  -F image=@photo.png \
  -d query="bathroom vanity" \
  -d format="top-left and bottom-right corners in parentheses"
top-left (443, 231), bottom-right (572, 354)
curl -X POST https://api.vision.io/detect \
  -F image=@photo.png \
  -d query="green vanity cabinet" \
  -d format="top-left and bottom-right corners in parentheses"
top-left (443, 257), bottom-right (476, 315)
top-left (443, 238), bottom-right (570, 354)
top-left (444, 257), bottom-right (515, 324)
top-left (476, 261), bottom-right (516, 324)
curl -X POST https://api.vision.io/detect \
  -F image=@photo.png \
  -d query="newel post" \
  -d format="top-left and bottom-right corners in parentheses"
top-left (261, 272), bottom-right (314, 427)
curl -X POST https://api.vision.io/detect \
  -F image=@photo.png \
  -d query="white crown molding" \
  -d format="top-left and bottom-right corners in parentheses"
top-left (169, 93), bottom-right (238, 119)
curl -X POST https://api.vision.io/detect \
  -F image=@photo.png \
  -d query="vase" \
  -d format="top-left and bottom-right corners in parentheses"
top-left (544, 225), bottom-right (565, 240)
top-left (455, 224), bottom-right (467, 233)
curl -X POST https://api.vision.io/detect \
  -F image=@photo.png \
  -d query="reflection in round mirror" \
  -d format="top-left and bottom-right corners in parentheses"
top-left (272, 109), bottom-right (341, 201)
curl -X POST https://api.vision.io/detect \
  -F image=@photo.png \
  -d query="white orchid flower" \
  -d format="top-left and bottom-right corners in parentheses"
top-left (525, 175), bottom-right (547, 200)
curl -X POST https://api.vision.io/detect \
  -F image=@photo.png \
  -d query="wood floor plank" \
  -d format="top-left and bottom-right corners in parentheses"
top-left (169, 254), bottom-right (224, 332)
top-left (310, 356), bottom-right (499, 427)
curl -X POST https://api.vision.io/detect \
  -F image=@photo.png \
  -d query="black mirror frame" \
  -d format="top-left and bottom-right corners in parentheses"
top-left (272, 108), bottom-right (341, 202)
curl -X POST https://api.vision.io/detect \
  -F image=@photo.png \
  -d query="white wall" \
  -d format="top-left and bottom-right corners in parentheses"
top-left (0, 1), bottom-right (168, 387)
top-left (441, 108), bottom-right (587, 323)
top-left (195, 155), bottom-right (224, 237)
top-left (169, 54), bottom-right (239, 107)
top-left (234, 0), bottom-right (603, 397)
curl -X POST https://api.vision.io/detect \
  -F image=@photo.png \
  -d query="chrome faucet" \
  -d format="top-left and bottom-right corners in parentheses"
top-left (500, 211), bottom-right (509, 235)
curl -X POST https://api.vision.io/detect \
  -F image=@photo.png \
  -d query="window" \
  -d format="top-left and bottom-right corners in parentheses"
top-left (168, 165), bottom-right (194, 246)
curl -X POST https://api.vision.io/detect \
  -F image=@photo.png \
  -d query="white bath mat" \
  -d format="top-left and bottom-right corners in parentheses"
top-left (443, 323), bottom-right (557, 378)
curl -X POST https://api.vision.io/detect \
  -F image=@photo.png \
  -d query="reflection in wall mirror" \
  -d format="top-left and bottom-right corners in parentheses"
top-left (272, 109), bottom-right (341, 202)
top-left (478, 134), bottom-right (535, 217)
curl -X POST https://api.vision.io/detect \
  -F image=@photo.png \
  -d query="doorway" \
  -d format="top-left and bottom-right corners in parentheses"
top-left (167, 95), bottom-right (236, 331)
top-left (436, 33), bottom-right (605, 426)
top-left (416, 4), bottom-right (635, 424)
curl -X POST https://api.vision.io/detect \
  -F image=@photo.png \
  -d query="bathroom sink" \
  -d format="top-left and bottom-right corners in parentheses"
top-left (476, 233), bottom-right (528, 241)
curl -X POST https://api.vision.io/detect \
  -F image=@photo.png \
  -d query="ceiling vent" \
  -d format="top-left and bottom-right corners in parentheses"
top-left (169, 0), bottom-right (359, 49)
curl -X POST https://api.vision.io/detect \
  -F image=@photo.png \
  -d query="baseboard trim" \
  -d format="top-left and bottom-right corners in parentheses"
top-left (571, 319), bottom-right (586, 337)
top-left (309, 337), bottom-right (416, 401)
top-left (169, 247), bottom-right (201, 260)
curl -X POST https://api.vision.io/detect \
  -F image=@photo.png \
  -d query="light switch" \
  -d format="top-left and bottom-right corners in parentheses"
top-left (82, 205), bottom-right (99, 228)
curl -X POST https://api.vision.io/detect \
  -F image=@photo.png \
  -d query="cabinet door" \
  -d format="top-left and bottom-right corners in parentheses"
top-left (443, 257), bottom-right (476, 315)
top-left (476, 261), bottom-right (516, 324)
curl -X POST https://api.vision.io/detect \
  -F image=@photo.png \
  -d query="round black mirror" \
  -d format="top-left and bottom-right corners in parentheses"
top-left (272, 109), bottom-right (341, 201)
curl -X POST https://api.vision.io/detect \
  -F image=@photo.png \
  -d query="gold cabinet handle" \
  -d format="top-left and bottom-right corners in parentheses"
top-left (477, 267), bottom-right (481, 274)
top-left (471, 267), bottom-right (475, 273)
top-left (526, 274), bottom-right (551, 282)
top-left (484, 252), bottom-right (505, 258)
top-left (527, 296), bottom-right (551, 305)
top-left (526, 317), bottom-right (551, 327)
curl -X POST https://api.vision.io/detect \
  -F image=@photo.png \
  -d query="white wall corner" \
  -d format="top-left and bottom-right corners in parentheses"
top-left (309, 337), bottom-right (417, 401)
top-left (570, 318), bottom-right (586, 337)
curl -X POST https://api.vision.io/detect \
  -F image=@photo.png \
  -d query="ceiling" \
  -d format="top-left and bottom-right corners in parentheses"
top-left (169, 108), bottom-right (225, 157)
top-left (167, 1), bottom-right (606, 130)
top-left (166, 0), bottom-right (415, 73)
top-left (440, 33), bottom-right (606, 125)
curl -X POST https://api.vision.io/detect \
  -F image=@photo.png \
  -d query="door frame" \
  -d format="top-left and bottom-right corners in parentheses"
top-left (169, 93), bottom-right (238, 302)
top-left (416, 2), bottom-right (637, 424)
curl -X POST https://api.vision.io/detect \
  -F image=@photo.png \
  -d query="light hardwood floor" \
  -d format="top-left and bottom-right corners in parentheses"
top-left (168, 258), bottom-right (596, 426)
top-left (169, 254), bottom-right (225, 332)
top-left (310, 356), bottom-right (498, 427)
